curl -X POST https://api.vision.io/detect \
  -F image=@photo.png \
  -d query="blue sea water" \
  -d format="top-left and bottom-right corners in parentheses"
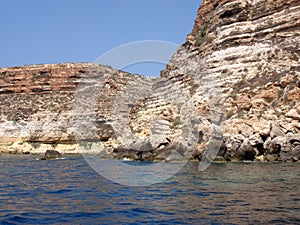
top-left (0, 154), bottom-right (299, 224)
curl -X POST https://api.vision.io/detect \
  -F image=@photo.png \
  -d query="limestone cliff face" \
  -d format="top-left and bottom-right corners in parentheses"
top-left (162, 0), bottom-right (300, 161)
top-left (0, 63), bottom-right (154, 154)
top-left (1, 0), bottom-right (300, 162)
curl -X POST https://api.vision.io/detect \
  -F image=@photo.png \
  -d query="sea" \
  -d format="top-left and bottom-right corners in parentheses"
top-left (0, 154), bottom-right (299, 224)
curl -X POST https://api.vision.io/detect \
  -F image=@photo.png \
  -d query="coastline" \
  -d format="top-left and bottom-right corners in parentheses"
top-left (1, 141), bottom-right (299, 163)
top-left (0, 1), bottom-right (299, 164)
top-left (1, 151), bottom-right (299, 164)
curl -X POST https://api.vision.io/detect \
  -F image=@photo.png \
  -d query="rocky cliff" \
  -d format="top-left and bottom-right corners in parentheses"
top-left (162, 0), bottom-right (300, 161)
top-left (1, 0), bottom-right (300, 162)
top-left (0, 63), bottom-right (154, 155)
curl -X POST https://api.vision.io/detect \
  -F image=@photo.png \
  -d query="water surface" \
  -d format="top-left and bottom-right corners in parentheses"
top-left (0, 154), bottom-right (299, 224)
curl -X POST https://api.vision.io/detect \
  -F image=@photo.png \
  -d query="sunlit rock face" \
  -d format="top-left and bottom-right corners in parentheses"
top-left (0, 0), bottom-right (299, 161)
top-left (161, 0), bottom-right (300, 161)
top-left (0, 63), bottom-right (155, 154)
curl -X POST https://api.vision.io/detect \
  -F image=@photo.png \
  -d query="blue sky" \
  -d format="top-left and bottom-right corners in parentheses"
top-left (0, 0), bottom-right (201, 76)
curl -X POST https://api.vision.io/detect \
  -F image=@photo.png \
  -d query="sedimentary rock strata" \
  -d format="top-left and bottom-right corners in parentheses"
top-left (162, 0), bottom-right (300, 161)
top-left (0, 63), bottom-right (154, 154)
top-left (0, 0), bottom-right (299, 162)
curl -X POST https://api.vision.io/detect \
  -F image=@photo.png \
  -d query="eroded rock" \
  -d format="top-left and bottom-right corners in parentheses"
top-left (40, 150), bottom-right (62, 160)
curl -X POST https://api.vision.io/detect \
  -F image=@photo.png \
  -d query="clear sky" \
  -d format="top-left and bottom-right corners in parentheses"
top-left (0, 0), bottom-right (201, 76)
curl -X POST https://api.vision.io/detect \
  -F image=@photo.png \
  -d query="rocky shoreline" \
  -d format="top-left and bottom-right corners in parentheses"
top-left (1, 133), bottom-right (300, 163)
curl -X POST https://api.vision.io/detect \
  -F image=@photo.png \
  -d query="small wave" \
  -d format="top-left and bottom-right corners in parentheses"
top-left (46, 189), bottom-right (72, 194)
top-left (1, 214), bottom-right (35, 224)
top-left (122, 157), bottom-right (132, 161)
top-left (35, 157), bottom-right (66, 161)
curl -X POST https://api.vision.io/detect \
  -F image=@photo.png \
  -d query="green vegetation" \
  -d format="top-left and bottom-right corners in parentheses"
top-left (188, 80), bottom-right (200, 94)
top-left (237, 110), bottom-right (245, 118)
top-left (51, 142), bottom-right (58, 149)
top-left (79, 141), bottom-right (92, 150)
top-left (28, 141), bottom-right (41, 149)
top-left (195, 22), bottom-right (208, 46)
top-left (271, 99), bottom-right (279, 107)
top-left (226, 109), bottom-right (235, 119)
top-left (171, 116), bottom-right (181, 129)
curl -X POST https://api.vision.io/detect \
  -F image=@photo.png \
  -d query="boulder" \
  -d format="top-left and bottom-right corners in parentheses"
top-left (279, 136), bottom-right (300, 161)
top-left (213, 156), bottom-right (227, 162)
top-left (156, 142), bottom-right (187, 162)
top-left (286, 109), bottom-right (300, 120)
top-left (226, 134), bottom-right (244, 152)
top-left (270, 125), bottom-right (285, 138)
top-left (263, 137), bottom-right (284, 155)
top-left (289, 134), bottom-right (300, 145)
top-left (249, 133), bottom-right (264, 146)
top-left (40, 150), bottom-right (62, 160)
top-left (112, 146), bottom-right (154, 161)
top-left (231, 139), bottom-right (257, 161)
top-left (239, 139), bottom-right (257, 161)
top-left (266, 154), bottom-right (278, 162)
top-left (255, 155), bottom-right (266, 162)
top-left (279, 147), bottom-right (300, 162)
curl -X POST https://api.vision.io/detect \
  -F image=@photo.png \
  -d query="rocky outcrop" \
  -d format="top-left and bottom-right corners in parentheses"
top-left (161, 0), bottom-right (300, 161)
top-left (40, 150), bottom-right (62, 160)
top-left (0, 63), bottom-right (155, 154)
top-left (0, 0), bottom-right (299, 162)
